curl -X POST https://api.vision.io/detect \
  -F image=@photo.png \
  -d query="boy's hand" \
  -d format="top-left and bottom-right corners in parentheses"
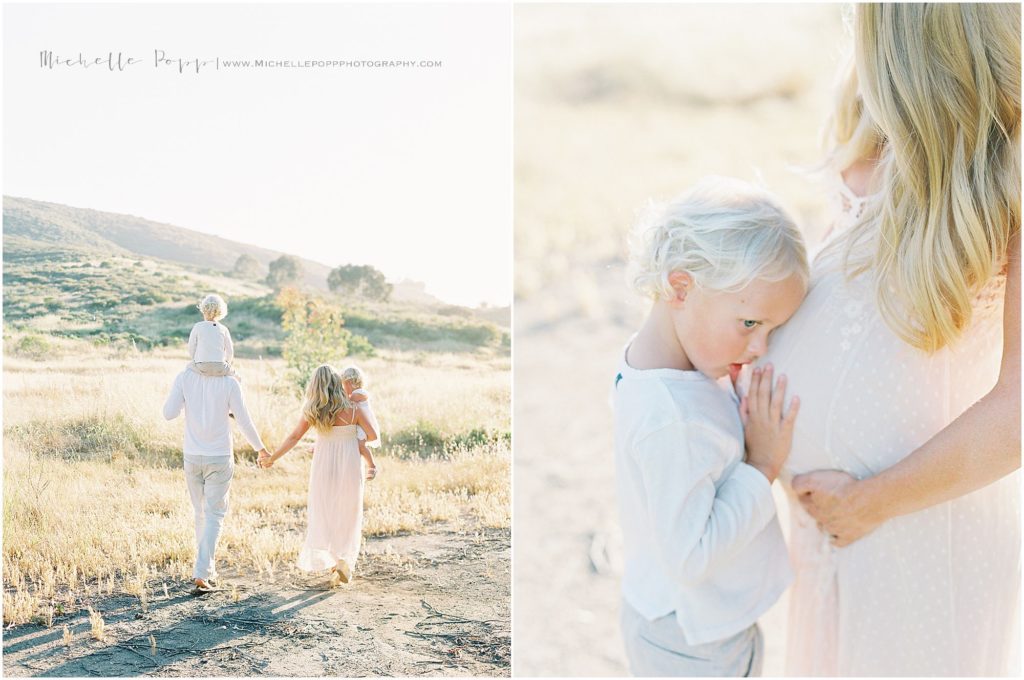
top-left (740, 365), bottom-right (799, 484)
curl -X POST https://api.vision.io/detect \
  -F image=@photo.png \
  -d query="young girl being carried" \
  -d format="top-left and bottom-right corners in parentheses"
top-left (341, 365), bottom-right (380, 480)
top-left (260, 365), bottom-right (377, 584)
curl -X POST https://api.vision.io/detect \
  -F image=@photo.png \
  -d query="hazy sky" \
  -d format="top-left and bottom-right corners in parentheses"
top-left (3, 2), bottom-right (511, 307)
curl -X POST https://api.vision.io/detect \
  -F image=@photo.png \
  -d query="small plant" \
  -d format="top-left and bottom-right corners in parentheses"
top-left (277, 288), bottom-right (368, 390)
top-left (63, 625), bottom-right (73, 647)
top-left (13, 334), bottom-right (51, 360)
top-left (87, 607), bottom-right (105, 641)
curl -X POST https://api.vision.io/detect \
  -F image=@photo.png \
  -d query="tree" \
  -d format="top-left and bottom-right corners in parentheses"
top-left (265, 255), bottom-right (303, 289)
top-left (276, 288), bottom-right (373, 390)
top-left (232, 254), bottom-right (263, 280)
top-left (327, 264), bottom-right (392, 301)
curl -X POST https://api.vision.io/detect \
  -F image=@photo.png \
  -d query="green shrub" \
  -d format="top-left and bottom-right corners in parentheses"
top-left (12, 335), bottom-right (52, 360)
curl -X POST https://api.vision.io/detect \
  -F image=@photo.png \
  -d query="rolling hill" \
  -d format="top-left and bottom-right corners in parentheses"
top-left (3, 196), bottom-right (335, 290)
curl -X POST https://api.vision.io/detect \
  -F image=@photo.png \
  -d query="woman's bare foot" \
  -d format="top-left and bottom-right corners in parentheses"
top-left (335, 559), bottom-right (352, 584)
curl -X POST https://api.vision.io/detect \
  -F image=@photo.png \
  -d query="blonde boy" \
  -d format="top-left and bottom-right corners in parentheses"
top-left (188, 294), bottom-right (238, 380)
top-left (613, 178), bottom-right (808, 676)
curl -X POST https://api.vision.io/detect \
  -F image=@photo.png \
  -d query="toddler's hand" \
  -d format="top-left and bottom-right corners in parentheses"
top-left (740, 365), bottom-right (799, 484)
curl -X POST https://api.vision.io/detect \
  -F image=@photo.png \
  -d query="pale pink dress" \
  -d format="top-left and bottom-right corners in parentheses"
top-left (297, 417), bottom-right (365, 572)
top-left (762, 174), bottom-right (1020, 676)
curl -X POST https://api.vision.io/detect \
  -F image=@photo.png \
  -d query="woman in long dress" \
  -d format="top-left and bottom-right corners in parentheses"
top-left (261, 364), bottom-right (378, 584)
top-left (762, 4), bottom-right (1020, 675)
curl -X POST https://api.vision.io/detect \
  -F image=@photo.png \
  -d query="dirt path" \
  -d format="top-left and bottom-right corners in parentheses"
top-left (2, 528), bottom-right (510, 677)
top-left (513, 263), bottom-right (789, 676)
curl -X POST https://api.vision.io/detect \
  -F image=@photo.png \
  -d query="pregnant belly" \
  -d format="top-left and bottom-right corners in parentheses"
top-left (760, 274), bottom-right (1001, 480)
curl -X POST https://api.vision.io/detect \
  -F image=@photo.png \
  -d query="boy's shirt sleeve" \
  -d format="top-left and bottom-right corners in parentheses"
top-left (634, 420), bottom-right (777, 586)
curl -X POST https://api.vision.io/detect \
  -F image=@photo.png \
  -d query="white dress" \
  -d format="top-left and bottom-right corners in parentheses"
top-left (762, 176), bottom-right (1020, 676)
top-left (296, 418), bottom-right (365, 572)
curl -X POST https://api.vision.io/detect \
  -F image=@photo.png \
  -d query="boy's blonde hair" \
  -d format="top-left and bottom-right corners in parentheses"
top-left (340, 365), bottom-right (366, 390)
top-left (629, 177), bottom-right (809, 300)
top-left (198, 294), bottom-right (228, 321)
top-left (302, 365), bottom-right (353, 434)
top-left (825, 3), bottom-right (1020, 353)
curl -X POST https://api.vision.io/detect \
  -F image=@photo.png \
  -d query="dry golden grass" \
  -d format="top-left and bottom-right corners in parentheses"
top-left (2, 342), bottom-right (509, 626)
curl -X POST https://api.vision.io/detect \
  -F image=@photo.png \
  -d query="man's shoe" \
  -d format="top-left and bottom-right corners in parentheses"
top-left (191, 578), bottom-right (215, 596)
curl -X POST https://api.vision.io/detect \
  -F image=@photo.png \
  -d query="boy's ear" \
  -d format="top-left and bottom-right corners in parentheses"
top-left (667, 271), bottom-right (692, 303)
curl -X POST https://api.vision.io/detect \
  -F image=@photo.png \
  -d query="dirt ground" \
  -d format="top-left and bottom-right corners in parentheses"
top-left (513, 266), bottom-right (790, 677)
top-left (2, 527), bottom-right (510, 677)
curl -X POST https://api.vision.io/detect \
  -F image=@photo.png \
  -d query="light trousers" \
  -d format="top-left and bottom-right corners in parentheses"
top-left (621, 600), bottom-right (763, 677)
top-left (184, 457), bottom-right (234, 580)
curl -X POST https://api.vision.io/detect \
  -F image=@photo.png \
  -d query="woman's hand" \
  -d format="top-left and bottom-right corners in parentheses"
top-left (791, 470), bottom-right (885, 547)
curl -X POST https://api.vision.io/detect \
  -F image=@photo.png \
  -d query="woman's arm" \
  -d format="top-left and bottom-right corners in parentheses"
top-left (355, 409), bottom-right (377, 443)
top-left (793, 232), bottom-right (1021, 545)
top-left (264, 417), bottom-right (311, 467)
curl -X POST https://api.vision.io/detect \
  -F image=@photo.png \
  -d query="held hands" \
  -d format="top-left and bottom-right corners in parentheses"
top-left (257, 449), bottom-right (273, 469)
top-left (740, 365), bottom-right (800, 484)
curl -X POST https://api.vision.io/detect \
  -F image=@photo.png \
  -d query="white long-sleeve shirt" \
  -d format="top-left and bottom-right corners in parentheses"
top-left (613, 348), bottom-right (793, 646)
top-left (188, 321), bottom-right (234, 364)
top-left (163, 369), bottom-right (264, 461)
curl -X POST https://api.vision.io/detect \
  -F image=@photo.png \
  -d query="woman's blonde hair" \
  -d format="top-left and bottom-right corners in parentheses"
top-left (629, 176), bottom-right (809, 299)
top-left (340, 365), bottom-right (365, 390)
top-left (302, 365), bottom-right (353, 434)
top-left (198, 294), bottom-right (228, 321)
top-left (825, 3), bottom-right (1020, 353)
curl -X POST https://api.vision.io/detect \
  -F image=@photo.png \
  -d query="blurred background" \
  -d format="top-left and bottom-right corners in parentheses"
top-left (513, 4), bottom-right (848, 676)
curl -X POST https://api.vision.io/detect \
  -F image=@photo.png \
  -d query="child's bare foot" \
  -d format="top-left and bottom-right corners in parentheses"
top-left (366, 465), bottom-right (377, 481)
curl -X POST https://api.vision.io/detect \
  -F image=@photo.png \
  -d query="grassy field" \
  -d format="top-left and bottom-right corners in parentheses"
top-left (3, 334), bottom-right (509, 628)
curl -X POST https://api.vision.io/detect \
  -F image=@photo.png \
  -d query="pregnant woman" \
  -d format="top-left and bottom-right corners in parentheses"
top-left (762, 4), bottom-right (1020, 676)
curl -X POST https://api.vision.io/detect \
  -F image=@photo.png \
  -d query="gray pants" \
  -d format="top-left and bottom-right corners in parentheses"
top-left (621, 600), bottom-right (763, 677)
top-left (188, 361), bottom-right (238, 380)
top-left (184, 458), bottom-right (234, 580)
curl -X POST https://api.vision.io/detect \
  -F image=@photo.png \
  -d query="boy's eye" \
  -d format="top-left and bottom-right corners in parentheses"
top-left (742, 319), bottom-right (759, 329)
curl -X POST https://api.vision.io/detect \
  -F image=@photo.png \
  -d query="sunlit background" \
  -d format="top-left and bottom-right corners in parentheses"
top-left (4, 3), bottom-right (511, 307)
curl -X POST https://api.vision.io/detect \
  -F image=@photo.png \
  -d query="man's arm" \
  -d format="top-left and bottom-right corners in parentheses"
top-left (228, 381), bottom-right (265, 452)
top-left (162, 373), bottom-right (185, 420)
